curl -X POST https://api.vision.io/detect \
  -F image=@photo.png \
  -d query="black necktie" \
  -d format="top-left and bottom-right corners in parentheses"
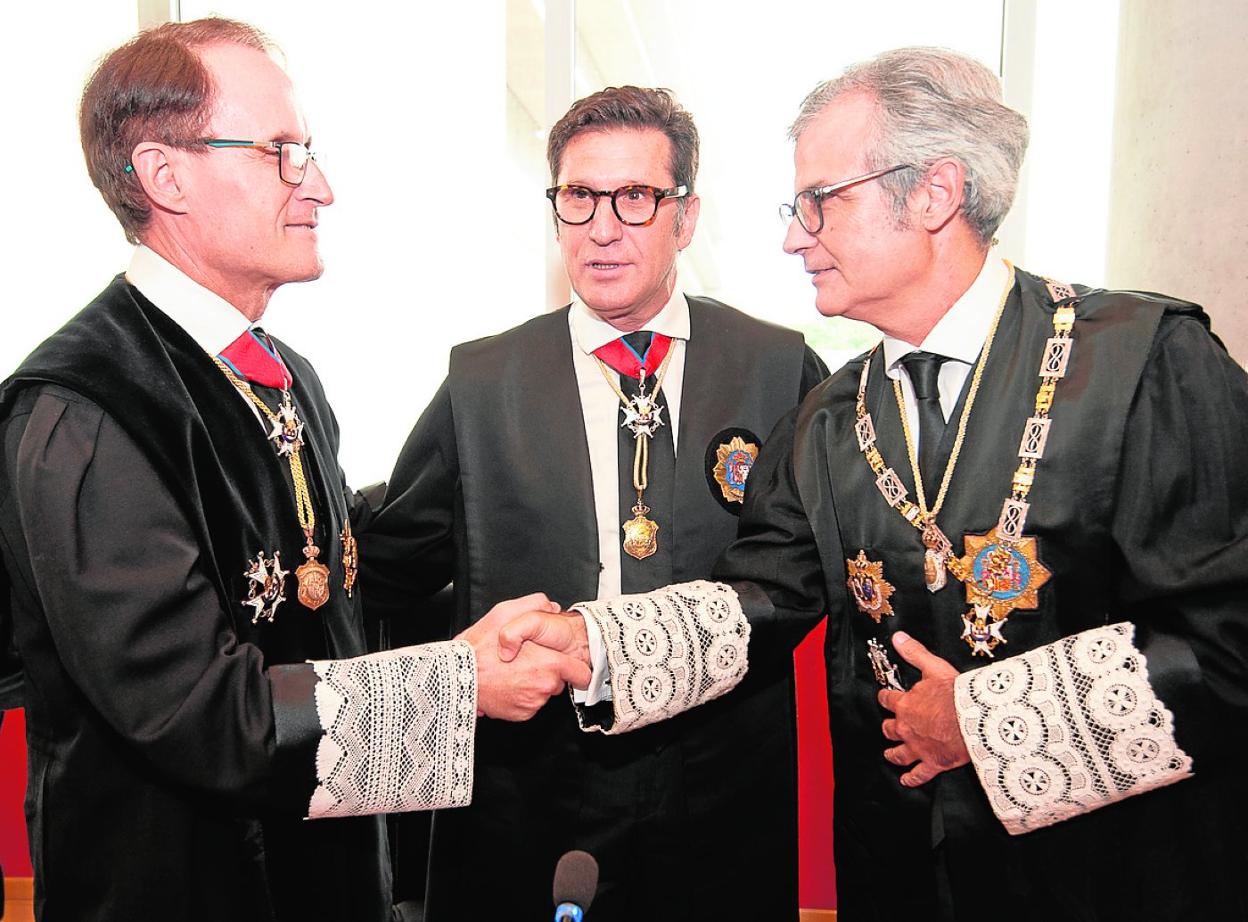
top-left (900, 350), bottom-right (948, 499)
top-left (616, 331), bottom-right (674, 591)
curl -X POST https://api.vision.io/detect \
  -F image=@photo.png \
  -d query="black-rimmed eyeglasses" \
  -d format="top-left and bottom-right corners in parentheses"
top-left (546, 183), bottom-right (688, 227)
top-left (779, 164), bottom-right (913, 235)
top-left (199, 139), bottom-right (320, 186)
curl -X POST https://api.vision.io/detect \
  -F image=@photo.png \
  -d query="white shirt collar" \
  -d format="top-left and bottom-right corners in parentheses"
top-left (124, 245), bottom-right (257, 355)
top-left (882, 256), bottom-right (1012, 373)
top-left (569, 287), bottom-right (691, 356)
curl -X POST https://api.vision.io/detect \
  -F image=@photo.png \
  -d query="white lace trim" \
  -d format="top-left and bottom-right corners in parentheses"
top-left (306, 639), bottom-right (476, 819)
top-left (955, 622), bottom-right (1193, 835)
top-left (572, 580), bottom-right (749, 735)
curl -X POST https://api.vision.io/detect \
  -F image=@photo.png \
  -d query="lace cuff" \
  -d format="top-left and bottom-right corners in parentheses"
top-left (572, 580), bottom-right (749, 735)
top-left (306, 639), bottom-right (477, 819)
top-left (955, 622), bottom-right (1193, 835)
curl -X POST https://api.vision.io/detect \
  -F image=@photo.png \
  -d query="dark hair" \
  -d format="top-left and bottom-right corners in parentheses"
top-left (79, 18), bottom-right (274, 243)
top-left (547, 86), bottom-right (699, 193)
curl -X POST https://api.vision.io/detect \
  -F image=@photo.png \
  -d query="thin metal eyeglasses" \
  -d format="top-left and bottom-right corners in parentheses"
top-left (200, 139), bottom-right (320, 186)
top-left (546, 183), bottom-right (688, 227)
top-left (779, 164), bottom-right (913, 234)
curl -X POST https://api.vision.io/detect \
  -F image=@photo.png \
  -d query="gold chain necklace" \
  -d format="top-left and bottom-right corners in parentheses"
top-left (594, 339), bottom-right (679, 560)
top-left (852, 265), bottom-right (1079, 656)
top-left (212, 357), bottom-right (330, 610)
top-left (887, 264), bottom-right (1013, 590)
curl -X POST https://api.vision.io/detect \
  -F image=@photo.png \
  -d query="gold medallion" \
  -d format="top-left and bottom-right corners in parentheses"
top-left (712, 436), bottom-right (759, 504)
top-left (920, 519), bottom-right (952, 593)
top-left (622, 504), bottom-right (659, 560)
top-left (296, 542), bottom-right (331, 610)
top-left (846, 550), bottom-right (896, 622)
top-left (957, 529), bottom-right (1051, 621)
top-left (341, 521), bottom-right (358, 598)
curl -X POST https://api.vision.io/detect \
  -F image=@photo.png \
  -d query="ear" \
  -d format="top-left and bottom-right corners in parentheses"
top-left (129, 142), bottom-right (190, 216)
top-left (675, 191), bottom-right (700, 249)
top-left (915, 158), bottom-right (964, 233)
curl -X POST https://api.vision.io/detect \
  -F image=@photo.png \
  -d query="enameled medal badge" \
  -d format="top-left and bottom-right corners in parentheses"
top-left (712, 436), bottom-right (759, 504)
top-left (846, 551), bottom-right (896, 622)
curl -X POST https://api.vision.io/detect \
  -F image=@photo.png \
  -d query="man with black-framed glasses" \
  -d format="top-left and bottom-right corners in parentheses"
top-left (0, 18), bottom-right (589, 922)
top-left (362, 85), bottom-right (826, 921)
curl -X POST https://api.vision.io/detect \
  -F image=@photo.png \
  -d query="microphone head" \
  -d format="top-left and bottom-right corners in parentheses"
top-left (552, 849), bottom-right (599, 911)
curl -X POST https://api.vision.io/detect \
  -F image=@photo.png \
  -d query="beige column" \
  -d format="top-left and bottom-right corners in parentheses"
top-left (1107, 0), bottom-right (1248, 363)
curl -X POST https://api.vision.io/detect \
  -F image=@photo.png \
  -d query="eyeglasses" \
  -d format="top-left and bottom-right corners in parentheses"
top-left (779, 164), bottom-right (913, 235)
top-left (199, 139), bottom-right (320, 186)
top-left (545, 184), bottom-right (688, 227)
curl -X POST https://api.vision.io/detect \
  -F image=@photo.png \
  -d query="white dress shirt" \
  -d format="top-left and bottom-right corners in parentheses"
top-left (126, 245), bottom-right (279, 432)
top-left (881, 256), bottom-right (1013, 447)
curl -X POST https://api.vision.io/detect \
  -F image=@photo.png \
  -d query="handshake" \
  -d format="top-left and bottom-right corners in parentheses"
top-left (456, 593), bottom-right (593, 721)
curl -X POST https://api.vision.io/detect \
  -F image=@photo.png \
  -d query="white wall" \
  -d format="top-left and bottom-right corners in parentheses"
top-left (1107, 0), bottom-right (1248, 364)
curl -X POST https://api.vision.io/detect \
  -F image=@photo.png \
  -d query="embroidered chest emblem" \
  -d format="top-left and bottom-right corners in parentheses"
top-left (846, 550), bottom-right (896, 622)
top-left (713, 436), bottom-right (759, 504)
top-left (243, 550), bottom-right (288, 624)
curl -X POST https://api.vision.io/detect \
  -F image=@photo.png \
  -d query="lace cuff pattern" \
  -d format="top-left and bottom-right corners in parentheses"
top-left (307, 639), bottom-right (477, 819)
top-left (955, 622), bottom-right (1192, 835)
top-left (573, 580), bottom-right (749, 735)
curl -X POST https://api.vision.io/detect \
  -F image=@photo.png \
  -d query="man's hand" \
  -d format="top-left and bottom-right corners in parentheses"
top-left (497, 605), bottom-right (590, 668)
top-left (457, 593), bottom-right (592, 721)
top-left (877, 631), bottom-right (970, 787)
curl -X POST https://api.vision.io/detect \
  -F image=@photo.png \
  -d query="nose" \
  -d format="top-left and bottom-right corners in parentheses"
top-left (782, 213), bottom-right (814, 255)
top-left (297, 159), bottom-right (334, 206)
top-left (587, 197), bottom-right (624, 245)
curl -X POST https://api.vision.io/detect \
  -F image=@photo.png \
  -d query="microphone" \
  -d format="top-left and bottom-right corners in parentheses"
top-left (552, 849), bottom-right (598, 922)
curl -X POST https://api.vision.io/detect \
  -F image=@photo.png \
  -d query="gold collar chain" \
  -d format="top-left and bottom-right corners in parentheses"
top-left (852, 266), bottom-right (1079, 656)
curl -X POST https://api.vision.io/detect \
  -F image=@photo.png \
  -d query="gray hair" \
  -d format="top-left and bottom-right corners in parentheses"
top-left (789, 47), bottom-right (1029, 246)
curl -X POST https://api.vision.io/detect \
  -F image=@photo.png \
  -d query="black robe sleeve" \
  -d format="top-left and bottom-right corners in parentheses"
top-left (1, 386), bottom-right (476, 817)
top-left (1108, 313), bottom-right (1248, 762)
top-left (953, 311), bottom-right (1248, 833)
top-left (357, 379), bottom-right (461, 625)
top-left (712, 406), bottom-right (833, 666)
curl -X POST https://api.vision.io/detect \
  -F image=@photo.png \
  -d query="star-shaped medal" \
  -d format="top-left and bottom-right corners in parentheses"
top-left (958, 528), bottom-right (1051, 621)
top-left (621, 392), bottom-right (665, 439)
top-left (267, 395), bottom-right (305, 457)
top-left (961, 602), bottom-right (1008, 657)
top-left (243, 550), bottom-right (288, 624)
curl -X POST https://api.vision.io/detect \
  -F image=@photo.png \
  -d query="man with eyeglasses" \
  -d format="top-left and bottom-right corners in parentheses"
top-left (362, 86), bottom-right (826, 920)
top-left (532, 48), bottom-right (1248, 918)
top-left (0, 18), bottom-right (591, 922)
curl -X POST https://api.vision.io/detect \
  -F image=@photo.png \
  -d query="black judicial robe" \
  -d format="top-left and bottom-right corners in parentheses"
top-left (0, 278), bottom-right (388, 922)
top-left (717, 269), bottom-right (1248, 920)
top-left (363, 297), bottom-right (826, 921)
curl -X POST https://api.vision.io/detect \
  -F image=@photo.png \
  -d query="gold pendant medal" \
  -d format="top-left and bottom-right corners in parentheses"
top-left (595, 343), bottom-right (680, 563)
top-left (622, 502), bottom-right (659, 560)
top-left (920, 519), bottom-right (952, 593)
top-left (295, 535), bottom-right (331, 610)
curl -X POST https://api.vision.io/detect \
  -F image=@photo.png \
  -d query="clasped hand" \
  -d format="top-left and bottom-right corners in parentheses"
top-left (877, 632), bottom-right (970, 787)
top-left (456, 593), bottom-right (592, 721)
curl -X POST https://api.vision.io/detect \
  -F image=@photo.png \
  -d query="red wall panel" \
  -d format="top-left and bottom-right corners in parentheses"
top-left (1, 709), bottom-right (30, 877)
